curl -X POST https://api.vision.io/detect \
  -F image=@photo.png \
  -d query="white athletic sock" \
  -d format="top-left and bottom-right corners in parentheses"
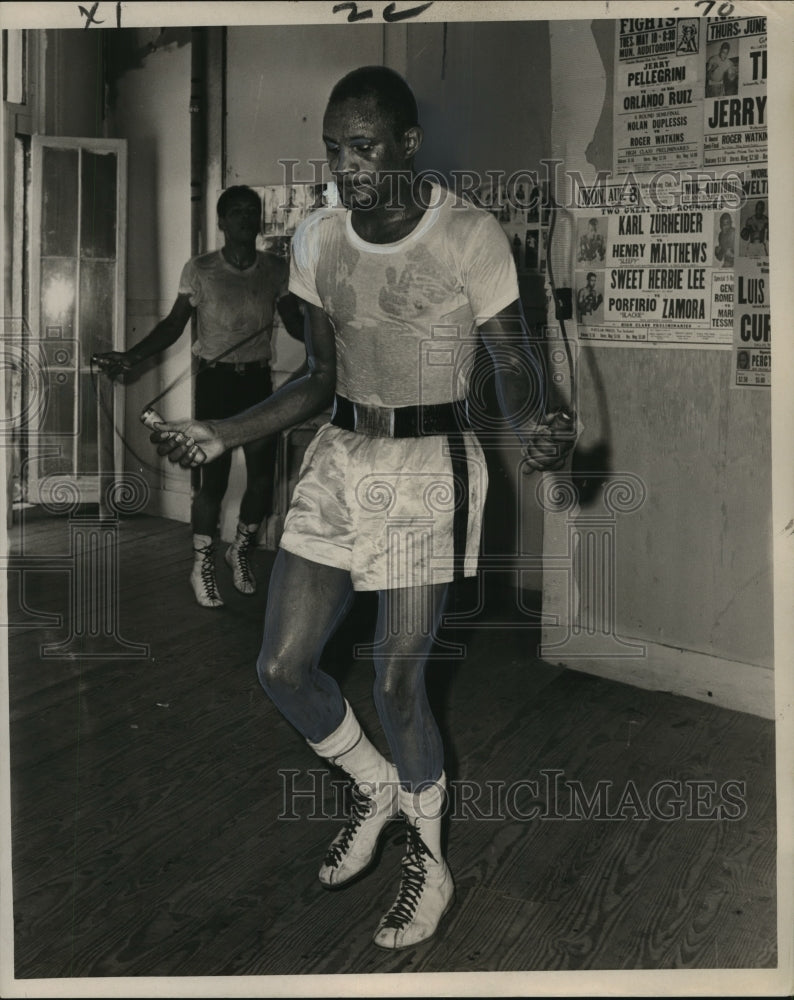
top-left (308, 700), bottom-right (394, 787)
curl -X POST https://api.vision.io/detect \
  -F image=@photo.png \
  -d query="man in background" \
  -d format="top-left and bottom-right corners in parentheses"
top-left (96, 185), bottom-right (304, 607)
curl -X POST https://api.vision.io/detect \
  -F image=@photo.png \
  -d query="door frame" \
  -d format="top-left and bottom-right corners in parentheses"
top-left (27, 134), bottom-right (127, 506)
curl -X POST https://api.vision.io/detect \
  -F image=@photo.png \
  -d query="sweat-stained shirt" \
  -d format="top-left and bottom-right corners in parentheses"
top-left (288, 185), bottom-right (519, 408)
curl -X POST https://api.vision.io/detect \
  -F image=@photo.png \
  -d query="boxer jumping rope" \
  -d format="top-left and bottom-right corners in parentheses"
top-left (150, 67), bottom-right (575, 949)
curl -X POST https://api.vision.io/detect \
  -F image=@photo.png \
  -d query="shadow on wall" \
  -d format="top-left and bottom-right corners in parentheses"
top-left (585, 18), bottom-right (616, 171)
top-left (562, 19), bottom-right (616, 508)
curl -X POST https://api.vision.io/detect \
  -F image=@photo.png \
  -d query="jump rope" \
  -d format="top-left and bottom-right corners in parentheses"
top-left (526, 194), bottom-right (577, 465)
top-left (546, 195), bottom-right (615, 501)
top-left (89, 321), bottom-right (273, 473)
top-left (546, 199), bottom-right (577, 399)
top-left (90, 196), bottom-right (578, 474)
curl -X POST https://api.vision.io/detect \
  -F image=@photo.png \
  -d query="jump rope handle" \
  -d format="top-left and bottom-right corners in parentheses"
top-left (140, 406), bottom-right (207, 464)
top-left (547, 408), bottom-right (576, 431)
top-left (545, 408), bottom-right (578, 462)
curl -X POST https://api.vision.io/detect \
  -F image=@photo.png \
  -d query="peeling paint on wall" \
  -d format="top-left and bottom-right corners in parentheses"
top-left (586, 19), bottom-right (615, 172)
top-left (106, 28), bottom-right (191, 109)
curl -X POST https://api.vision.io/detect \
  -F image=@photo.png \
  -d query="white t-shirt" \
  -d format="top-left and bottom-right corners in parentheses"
top-left (179, 249), bottom-right (289, 364)
top-left (289, 185), bottom-right (519, 407)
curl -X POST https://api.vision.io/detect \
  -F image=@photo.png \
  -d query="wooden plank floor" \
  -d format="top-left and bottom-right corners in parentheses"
top-left (4, 510), bottom-right (777, 980)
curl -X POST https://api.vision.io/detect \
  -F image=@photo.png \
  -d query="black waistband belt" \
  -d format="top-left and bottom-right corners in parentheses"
top-left (330, 394), bottom-right (471, 438)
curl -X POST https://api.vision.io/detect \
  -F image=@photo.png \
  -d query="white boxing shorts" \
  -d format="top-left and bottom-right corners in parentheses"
top-left (279, 423), bottom-right (488, 591)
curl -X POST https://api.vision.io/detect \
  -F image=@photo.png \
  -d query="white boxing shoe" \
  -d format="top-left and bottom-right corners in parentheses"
top-left (319, 769), bottom-right (399, 889)
top-left (191, 535), bottom-right (224, 608)
top-left (373, 819), bottom-right (455, 950)
top-left (224, 521), bottom-right (259, 595)
top-left (308, 702), bottom-right (399, 889)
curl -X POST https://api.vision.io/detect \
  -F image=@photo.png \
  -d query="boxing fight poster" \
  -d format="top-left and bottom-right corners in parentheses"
top-left (570, 176), bottom-right (736, 346)
top-left (574, 12), bottom-right (770, 385)
top-left (703, 17), bottom-right (768, 167)
top-left (733, 168), bottom-right (770, 388)
top-left (614, 14), bottom-right (768, 174)
top-left (614, 16), bottom-right (702, 174)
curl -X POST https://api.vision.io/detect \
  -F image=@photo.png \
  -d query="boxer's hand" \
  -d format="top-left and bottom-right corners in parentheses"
top-left (93, 350), bottom-right (136, 381)
top-left (149, 419), bottom-right (226, 468)
top-left (521, 410), bottom-right (577, 473)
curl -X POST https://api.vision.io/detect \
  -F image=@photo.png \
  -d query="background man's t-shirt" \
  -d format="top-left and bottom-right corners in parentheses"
top-left (179, 249), bottom-right (288, 364)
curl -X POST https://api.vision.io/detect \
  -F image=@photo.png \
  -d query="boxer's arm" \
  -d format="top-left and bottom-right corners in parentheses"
top-left (214, 301), bottom-right (335, 449)
top-left (479, 300), bottom-right (576, 471)
top-left (277, 292), bottom-right (306, 342)
top-left (152, 300), bottom-right (335, 466)
top-left (94, 294), bottom-right (192, 378)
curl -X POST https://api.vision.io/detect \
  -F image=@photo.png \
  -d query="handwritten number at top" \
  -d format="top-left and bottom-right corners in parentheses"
top-left (694, 0), bottom-right (735, 16)
top-left (81, 2), bottom-right (740, 33)
top-left (78, 1), bottom-right (123, 28)
top-left (332, 1), bottom-right (434, 23)
top-left (383, 2), bottom-right (434, 22)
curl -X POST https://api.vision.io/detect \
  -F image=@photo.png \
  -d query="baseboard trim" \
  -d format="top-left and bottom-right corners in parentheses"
top-left (146, 487), bottom-right (191, 524)
top-left (539, 631), bottom-right (775, 719)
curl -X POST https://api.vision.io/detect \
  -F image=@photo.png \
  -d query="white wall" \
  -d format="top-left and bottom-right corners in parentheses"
top-left (404, 20), bottom-right (552, 178)
top-left (541, 20), bottom-right (774, 717)
top-left (225, 24), bottom-right (385, 188)
top-left (108, 31), bottom-right (194, 524)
